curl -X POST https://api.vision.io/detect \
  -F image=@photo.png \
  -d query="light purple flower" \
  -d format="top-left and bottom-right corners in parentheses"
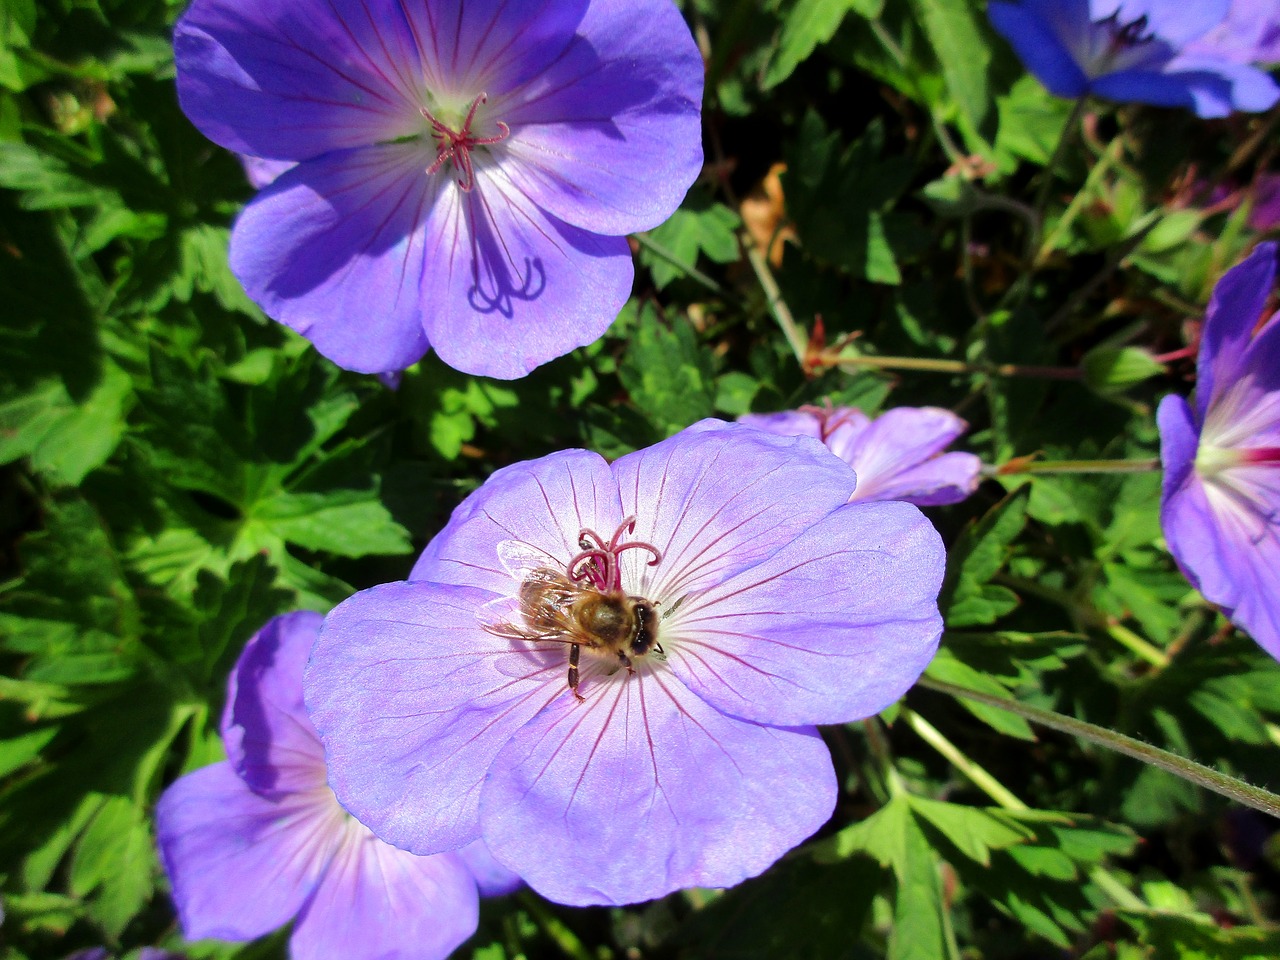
top-left (155, 611), bottom-right (494, 960)
top-left (305, 420), bottom-right (945, 906)
top-left (987, 0), bottom-right (1280, 117)
top-left (174, 0), bottom-right (704, 379)
top-left (738, 405), bottom-right (982, 506)
top-left (1158, 242), bottom-right (1280, 659)
top-left (1185, 0), bottom-right (1280, 65)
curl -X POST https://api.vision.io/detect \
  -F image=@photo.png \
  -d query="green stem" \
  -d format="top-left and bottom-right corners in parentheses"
top-left (1107, 623), bottom-right (1171, 669)
top-left (918, 678), bottom-right (1280, 821)
top-left (744, 234), bottom-right (807, 367)
top-left (901, 707), bottom-right (1027, 810)
top-left (815, 352), bottom-right (1082, 380)
top-left (993, 457), bottom-right (1160, 476)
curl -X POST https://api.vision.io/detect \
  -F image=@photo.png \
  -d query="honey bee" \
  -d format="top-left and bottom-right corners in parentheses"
top-left (485, 567), bottom-right (663, 702)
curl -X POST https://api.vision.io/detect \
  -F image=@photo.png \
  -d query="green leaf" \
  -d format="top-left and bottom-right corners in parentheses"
top-left (907, 797), bottom-right (1034, 866)
top-left (904, 0), bottom-right (991, 133)
top-left (1081, 346), bottom-right (1165, 395)
top-left (924, 650), bottom-right (1037, 740)
top-left (940, 487), bottom-right (1029, 627)
top-left (0, 363), bottom-right (132, 485)
top-left (782, 114), bottom-right (917, 283)
top-left (763, 0), bottom-right (882, 89)
top-left (1118, 913), bottom-right (1280, 960)
top-left (618, 307), bottom-right (716, 436)
top-left (638, 192), bottom-right (740, 289)
top-left (250, 490), bottom-right (411, 558)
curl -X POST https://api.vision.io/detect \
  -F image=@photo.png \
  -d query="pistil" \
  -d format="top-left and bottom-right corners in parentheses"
top-left (420, 92), bottom-right (510, 192)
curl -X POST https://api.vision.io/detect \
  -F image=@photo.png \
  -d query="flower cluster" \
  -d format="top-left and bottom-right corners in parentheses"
top-left (155, 612), bottom-right (515, 960)
top-left (738, 404), bottom-right (982, 506)
top-left (1158, 242), bottom-right (1280, 660)
top-left (173, 0), bottom-right (704, 379)
top-left (988, 0), bottom-right (1280, 117)
top-left (304, 420), bottom-right (946, 906)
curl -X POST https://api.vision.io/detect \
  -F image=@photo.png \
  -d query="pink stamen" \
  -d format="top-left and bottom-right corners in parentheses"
top-left (1240, 447), bottom-right (1280, 465)
top-left (567, 517), bottom-right (661, 592)
top-left (420, 92), bottom-right (510, 192)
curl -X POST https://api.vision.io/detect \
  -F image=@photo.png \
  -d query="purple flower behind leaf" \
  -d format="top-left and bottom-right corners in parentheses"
top-left (1158, 242), bottom-right (1280, 659)
top-left (305, 420), bottom-right (946, 907)
top-left (739, 405), bottom-right (982, 506)
top-left (1250, 173), bottom-right (1280, 233)
top-left (155, 612), bottom-right (502, 960)
top-left (174, 0), bottom-right (704, 379)
top-left (987, 0), bottom-right (1279, 117)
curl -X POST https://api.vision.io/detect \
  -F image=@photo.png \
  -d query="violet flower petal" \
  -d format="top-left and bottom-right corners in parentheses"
top-left (457, 839), bottom-right (523, 897)
top-left (1197, 242), bottom-right (1277, 423)
top-left (830, 406), bottom-right (980, 505)
top-left (154, 763), bottom-right (331, 941)
top-left (304, 582), bottom-right (559, 856)
top-left (612, 421), bottom-right (858, 601)
top-left (421, 163), bottom-right (634, 379)
top-left (411, 449), bottom-right (623, 593)
top-left (480, 667), bottom-right (836, 906)
top-left (663, 500), bottom-right (944, 726)
top-left (499, 0), bottom-right (704, 236)
top-left (222, 610), bottom-right (325, 796)
top-left (988, 0), bottom-right (1091, 97)
top-left (396, 0), bottom-right (589, 95)
top-left (228, 143), bottom-right (434, 374)
top-left (1160, 397), bottom-right (1280, 658)
top-left (173, 0), bottom-right (426, 160)
top-left (289, 839), bottom-right (479, 960)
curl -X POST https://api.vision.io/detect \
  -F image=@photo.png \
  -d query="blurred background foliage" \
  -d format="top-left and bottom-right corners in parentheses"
top-left (3, 0), bottom-right (1280, 957)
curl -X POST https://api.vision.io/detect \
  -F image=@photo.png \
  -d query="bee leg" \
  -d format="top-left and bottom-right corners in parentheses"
top-left (568, 644), bottom-right (585, 703)
top-left (618, 651), bottom-right (635, 675)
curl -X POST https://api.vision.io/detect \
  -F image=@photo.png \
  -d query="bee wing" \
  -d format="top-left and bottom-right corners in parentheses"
top-left (479, 566), bottom-right (583, 643)
top-left (496, 539), bottom-right (561, 582)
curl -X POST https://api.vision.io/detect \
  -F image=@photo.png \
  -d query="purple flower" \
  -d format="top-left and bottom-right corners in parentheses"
top-left (155, 611), bottom-right (496, 960)
top-left (174, 0), bottom-right (704, 379)
top-left (305, 420), bottom-right (945, 906)
top-left (1250, 173), bottom-right (1280, 233)
top-left (1185, 0), bottom-right (1280, 65)
top-left (987, 0), bottom-right (1280, 117)
top-left (738, 405), bottom-right (982, 506)
top-left (1158, 242), bottom-right (1280, 659)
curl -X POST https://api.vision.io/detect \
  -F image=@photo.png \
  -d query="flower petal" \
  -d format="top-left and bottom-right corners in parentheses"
top-left (458, 838), bottom-right (523, 897)
top-left (1198, 242), bottom-right (1277, 422)
top-left (498, 0), bottom-right (704, 236)
top-left (229, 143), bottom-right (434, 374)
top-left (663, 500), bottom-right (945, 726)
top-left (305, 581), bottom-right (562, 856)
top-left (222, 611), bottom-right (327, 796)
top-left (155, 763), bottom-right (334, 941)
top-left (611, 420), bottom-right (858, 602)
top-left (290, 837), bottom-right (479, 960)
top-left (858, 451), bottom-right (984, 506)
top-left (174, 0), bottom-right (425, 160)
top-left (420, 165), bottom-right (634, 379)
top-left (480, 667), bottom-right (836, 906)
top-left (831, 407), bottom-right (980, 505)
top-left (397, 0), bottom-right (590, 99)
top-left (988, 0), bottom-right (1091, 96)
top-left (411, 448), bottom-right (623, 593)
